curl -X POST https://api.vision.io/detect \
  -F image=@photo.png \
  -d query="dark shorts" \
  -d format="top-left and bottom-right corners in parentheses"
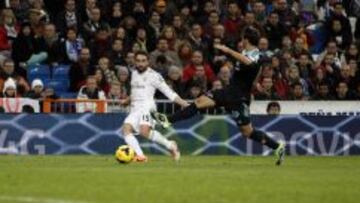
top-left (207, 89), bottom-right (251, 127)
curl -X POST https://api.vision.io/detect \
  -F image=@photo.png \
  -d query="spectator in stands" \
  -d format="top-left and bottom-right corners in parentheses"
top-left (341, 44), bottom-right (360, 65)
top-left (296, 53), bottom-right (313, 79)
top-left (22, 104), bottom-right (35, 113)
top-left (316, 52), bottom-right (339, 77)
top-left (97, 56), bottom-right (118, 86)
top-left (164, 65), bottom-right (185, 98)
top-left (327, 19), bottom-right (352, 50)
top-left (24, 78), bottom-right (44, 99)
top-left (326, 3), bottom-right (351, 35)
top-left (179, 4), bottom-right (194, 28)
top-left (82, 7), bottom-right (110, 41)
top-left (123, 51), bottom-right (136, 70)
top-left (217, 65), bottom-right (231, 87)
top-left (255, 77), bottom-right (280, 100)
top-left (0, 59), bottom-right (29, 96)
top-left (292, 37), bottom-right (310, 59)
top-left (160, 26), bottom-right (181, 51)
top-left (172, 14), bottom-right (188, 40)
top-left (187, 23), bottom-right (210, 57)
top-left (43, 87), bottom-right (58, 100)
top-left (186, 65), bottom-right (209, 92)
top-left (185, 80), bottom-right (204, 100)
top-left (288, 82), bottom-right (309, 100)
top-left (239, 11), bottom-right (264, 36)
top-left (147, 11), bottom-right (162, 39)
top-left (177, 41), bottom-right (193, 66)
top-left (274, 0), bottom-right (298, 30)
top-left (81, 0), bottom-right (98, 23)
top-left (133, 27), bottom-right (155, 53)
top-left (203, 11), bottom-right (220, 38)
top-left (312, 82), bottom-right (334, 100)
top-left (69, 47), bottom-right (93, 91)
top-left (211, 79), bottom-right (223, 91)
top-left (106, 80), bottom-right (129, 113)
top-left (108, 1), bottom-right (123, 28)
top-left (336, 64), bottom-right (356, 89)
top-left (316, 41), bottom-right (342, 69)
top-left (55, 0), bottom-right (82, 37)
top-left (7, 0), bottom-right (29, 22)
top-left (76, 75), bottom-right (106, 112)
top-left (116, 66), bottom-right (130, 97)
top-left (149, 37), bottom-right (181, 70)
top-left (335, 81), bottom-right (354, 100)
top-left (11, 21), bottom-right (45, 77)
top-left (347, 58), bottom-right (359, 78)
top-left (113, 26), bottom-right (131, 52)
top-left (223, 1), bottom-right (242, 42)
top-left (94, 68), bottom-right (109, 94)
top-left (108, 38), bottom-right (124, 66)
top-left (258, 37), bottom-right (274, 59)
top-left (0, 9), bottom-right (19, 65)
top-left (266, 101), bottom-right (281, 115)
top-left (286, 65), bottom-right (309, 96)
top-left (89, 27), bottom-right (112, 62)
top-left (36, 23), bottom-right (64, 66)
top-left (1, 77), bottom-right (17, 98)
top-left (253, 1), bottom-right (267, 25)
top-left (62, 27), bottom-right (84, 63)
top-left (264, 12), bottom-right (287, 50)
top-left (289, 20), bottom-right (314, 51)
top-left (183, 50), bottom-right (215, 83)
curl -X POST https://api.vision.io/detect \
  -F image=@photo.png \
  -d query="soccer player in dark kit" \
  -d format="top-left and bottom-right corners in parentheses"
top-left (152, 28), bottom-right (285, 165)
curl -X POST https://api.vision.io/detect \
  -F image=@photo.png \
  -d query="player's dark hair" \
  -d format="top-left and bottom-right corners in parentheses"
top-left (243, 27), bottom-right (260, 46)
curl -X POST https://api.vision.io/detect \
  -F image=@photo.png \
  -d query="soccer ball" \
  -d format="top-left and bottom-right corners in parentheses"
top-left (115, 145), bottom-right (135, 164)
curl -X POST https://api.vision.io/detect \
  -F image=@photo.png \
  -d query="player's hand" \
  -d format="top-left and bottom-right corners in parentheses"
top-left (214, 44), bottom-right (231, 53)
top-left (180, 100), bottom-right (190, 108)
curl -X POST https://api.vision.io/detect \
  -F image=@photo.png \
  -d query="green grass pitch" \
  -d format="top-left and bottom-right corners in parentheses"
top-left (0, 156), bottom-right (359, 203)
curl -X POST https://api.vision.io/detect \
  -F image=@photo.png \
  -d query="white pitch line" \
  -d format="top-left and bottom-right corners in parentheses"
top-left (0, 196), bottom-right (91, 203)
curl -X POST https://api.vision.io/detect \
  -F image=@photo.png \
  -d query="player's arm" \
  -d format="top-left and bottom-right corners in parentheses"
top-left (214, 44), bottom-right (254, 65)
top-left (153, 74), bottom-right (189, 108)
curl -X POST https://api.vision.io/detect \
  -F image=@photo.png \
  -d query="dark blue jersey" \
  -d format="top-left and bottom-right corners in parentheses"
top-left (228, 49), bottom-right (261, 100)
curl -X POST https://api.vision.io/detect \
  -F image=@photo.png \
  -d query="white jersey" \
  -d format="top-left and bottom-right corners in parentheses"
top-left (130, 68), bottom-right (178, 112)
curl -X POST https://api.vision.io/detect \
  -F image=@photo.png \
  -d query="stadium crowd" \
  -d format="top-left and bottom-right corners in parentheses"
top-left (0, 0), bottom-right (360, 108)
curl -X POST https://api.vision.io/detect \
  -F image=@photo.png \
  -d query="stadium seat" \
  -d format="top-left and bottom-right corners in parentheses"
top-left (53, 65), bottom-right (70, 80)
top-left (47, 79), bottom-right (70, 93)
top-left (60, 92), bottom-right (78, 99)
top-left (27, 64), bottom-right (51, 83)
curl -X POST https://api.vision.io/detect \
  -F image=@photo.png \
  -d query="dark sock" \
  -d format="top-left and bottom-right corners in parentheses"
top-left (249, 130), bottom-right (279, 150)
top-left (168, 103), bottom-right (199, 123)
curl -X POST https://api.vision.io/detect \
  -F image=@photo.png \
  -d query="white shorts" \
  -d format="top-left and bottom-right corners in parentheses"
top-left (123, 110), bottom-right (155, 133)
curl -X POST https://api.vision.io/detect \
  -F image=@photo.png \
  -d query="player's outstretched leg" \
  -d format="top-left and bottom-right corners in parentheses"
top-left (122, 124), bottom-right (148, 162)
top-left (151, 95), bottom-right (216, 128)
top-left (241, 125), bottom-right (285, 165)
top-left (149, 130), bottom-right (180, 161)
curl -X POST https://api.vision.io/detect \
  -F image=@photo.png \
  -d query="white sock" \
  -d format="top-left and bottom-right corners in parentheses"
top-left (124, 134), bottom-right (144, 156)
top-left (149, 130), bottom-right (172, 150)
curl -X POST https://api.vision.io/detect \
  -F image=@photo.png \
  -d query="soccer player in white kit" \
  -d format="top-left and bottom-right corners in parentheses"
top-left (122, 51), bottom-right (189, 162)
